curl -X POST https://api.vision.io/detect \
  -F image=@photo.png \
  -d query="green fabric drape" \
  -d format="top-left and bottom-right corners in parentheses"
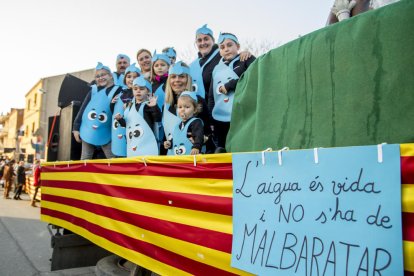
top-left (227, 0), bottom-right (414, 152)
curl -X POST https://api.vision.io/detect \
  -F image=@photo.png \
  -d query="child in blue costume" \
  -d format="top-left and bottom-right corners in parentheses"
top-left (208, 33), bottom-right (256, 150)
top-left (164, 91), bottom-right (204, 155)
top-left (151, 52), bottom-right (171, 110)
top-left (115, 76), bottom-right (161, 157)
top-left (111, 63), bottom-right (141, 157)
top-left (73, 62), bottom-right (123, 160)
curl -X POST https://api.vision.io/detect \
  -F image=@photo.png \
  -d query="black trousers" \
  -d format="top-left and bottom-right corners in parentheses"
top-left (214, 121), bottom-right (230, 149)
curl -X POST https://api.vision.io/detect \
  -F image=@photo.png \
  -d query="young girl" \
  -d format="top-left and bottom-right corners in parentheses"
top-left (151, 52), bottom-right (171, 110)
top-left (111, 63), bottom-right (141, 157)
top-left (115, 76), bottom-right (161, 157)
top-left (208, 32), bottom-right (256, 150)
top-left (164, 91), bottom-right (204, 155)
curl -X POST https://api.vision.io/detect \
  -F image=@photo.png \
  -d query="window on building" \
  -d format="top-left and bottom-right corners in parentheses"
top-left (25, 125), bottom-right (29, 137)
top-left (32, 122), bottom-right (35, 134)
top-left (34, 94), bottom-right (37, 105)
top-left (27, 99), bottom-right (31, 111)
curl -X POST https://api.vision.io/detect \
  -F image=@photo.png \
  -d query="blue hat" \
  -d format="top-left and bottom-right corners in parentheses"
top-left (125, 63), bottom-right (141, 76)
top-left (163, 47), bottom-right (176, 59)
top-left (133, 76), bottom-right (152, 93)
top-left (151, 51), bottom-right (171, 65)
top-left (116, 54), bottom-right (130, 63)
top-left (96, 62), bottom-right (111, 74)
top-left (168, 61), bottom-right (190, 75)
top-left (196, 24), bottom-right (213, 38)
top-left (217, 33), bottom-right (239, 44)
top-left (179, 91), bottom-right (198, 103)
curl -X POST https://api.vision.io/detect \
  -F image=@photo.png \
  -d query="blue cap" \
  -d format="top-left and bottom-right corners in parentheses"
top-left (163, 47), bottom-right (176, 59)
top-left (133, 76), bottom-right (152, 93)
top-left (151, 51), bottom-right (171, 65)
top-left (116, 54), bottom-right (130, 63)
top-left (125, 63), bottom-right (141, 76)
top-left (196, 24), bottom-right (213, 38)
top-left (96, 62), bottom-right (111, 74)
top-left (217, 33), bottom-right (239, 44)
top-left (168, 61), bottom-right (190, 75)
top-left (179, 91), bottom-right (198, 103)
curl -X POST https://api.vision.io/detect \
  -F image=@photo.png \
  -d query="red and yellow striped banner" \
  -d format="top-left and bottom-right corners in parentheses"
top-left (40, 145), bottom-right (414, 275)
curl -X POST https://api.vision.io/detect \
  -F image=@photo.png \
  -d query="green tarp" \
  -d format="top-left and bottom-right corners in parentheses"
top-left (227, 0), bottom-right (414, 152)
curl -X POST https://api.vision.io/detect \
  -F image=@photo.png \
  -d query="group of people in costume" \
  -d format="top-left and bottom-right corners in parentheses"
top-left (72, 24), bottom-right (256, 159)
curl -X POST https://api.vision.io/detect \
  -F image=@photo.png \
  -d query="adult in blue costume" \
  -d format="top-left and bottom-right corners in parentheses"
top-left (164, 92), bottom-right (204, 155)
top-left (112, 54), bottom-right (130, 88)
top-left (115, 76), bottom-right (161, 157)
top-left (73, 62), bottom-right (123, 160)
top-left (208, 33), bottom-right (255, 149)
top-left (111, 63), bottom-right (141, 157)
top-left (163, 62), bottom-right (211, 155)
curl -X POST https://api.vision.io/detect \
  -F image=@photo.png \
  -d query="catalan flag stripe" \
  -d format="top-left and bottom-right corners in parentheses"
top-left (41, 173), bottom-right (233, 198)
top-left (41, 180), bottom-right (232, 216)
top-left (41, 209), bottom-right (245, 276)
top-left (42, 187), bottom-right (232, 234)
top-left (42, 194), bottom-right (232, 252)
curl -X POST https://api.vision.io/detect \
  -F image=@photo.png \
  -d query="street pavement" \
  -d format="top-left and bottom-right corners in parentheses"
top-left (0, 187), bottom-right (96, 275)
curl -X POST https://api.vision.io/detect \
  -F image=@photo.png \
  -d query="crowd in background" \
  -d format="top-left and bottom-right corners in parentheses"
top-left (0, 157), bottom-right (41, 206)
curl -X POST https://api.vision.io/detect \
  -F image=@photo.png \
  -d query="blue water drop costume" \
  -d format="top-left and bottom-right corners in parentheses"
top-left (111, 91), bottom-right (127, 157)
top-left (112, 72), bottom-right (126, 89)
top-left (124, 99), bottom-right (159, 157)
top-left (162, 103), bottom-right (181, 156)
top-left (172, 117), bottom-right (203, 155)
top-left (211, 56), bottom-right (240, 122)
top-left (190, 48), bottom-right (219, 99)
top-left (79, 85), bottom-right (118, 146)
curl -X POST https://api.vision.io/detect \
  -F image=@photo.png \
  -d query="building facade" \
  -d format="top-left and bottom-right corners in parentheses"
top-left (1, 68), bottom-right (94, 162)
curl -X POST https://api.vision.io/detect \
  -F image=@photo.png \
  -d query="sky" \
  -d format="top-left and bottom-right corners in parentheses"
top-left (0, 0), bottom-right (334, 115)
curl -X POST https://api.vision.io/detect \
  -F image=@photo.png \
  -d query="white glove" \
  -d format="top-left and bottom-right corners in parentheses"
top-left (331, 0), bottom-right (357, 21)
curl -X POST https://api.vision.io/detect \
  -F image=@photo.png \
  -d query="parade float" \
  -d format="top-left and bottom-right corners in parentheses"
top-left (40, 1), bottom-right (413, 275)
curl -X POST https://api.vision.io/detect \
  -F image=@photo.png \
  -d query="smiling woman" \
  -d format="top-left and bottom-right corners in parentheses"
top-left (72, 62), bottom-right (123, 160)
